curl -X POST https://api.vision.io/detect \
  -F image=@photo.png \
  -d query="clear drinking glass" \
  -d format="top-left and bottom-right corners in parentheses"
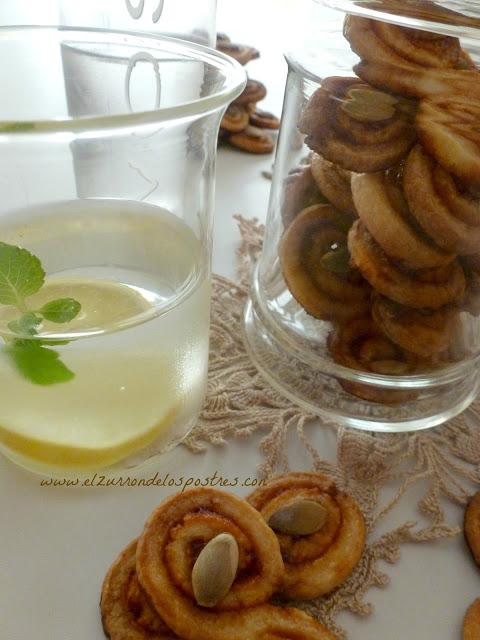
top-left (244, 0), bottom-right (480, 432)
top-left (0, 0), bottom-right (216, 46)
top-left (0, 27), bottom-right (245, 476)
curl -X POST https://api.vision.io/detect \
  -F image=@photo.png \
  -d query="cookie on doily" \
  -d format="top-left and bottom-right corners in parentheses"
top-left (101, 484), bottom-right (338, 640)
top-left (247, 472), bottom-right (366, 600)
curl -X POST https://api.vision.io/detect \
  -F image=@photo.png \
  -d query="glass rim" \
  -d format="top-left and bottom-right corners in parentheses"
top-left (314, 0), bottom-right (480, 39)
top-left (283, 52), bottom-right (325, 84)
top-left (0, 25), bottom-right (247, 135)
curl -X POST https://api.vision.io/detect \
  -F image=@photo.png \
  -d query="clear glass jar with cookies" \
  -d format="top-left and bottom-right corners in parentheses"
top-left (244, 0), bottom-right (480, 431)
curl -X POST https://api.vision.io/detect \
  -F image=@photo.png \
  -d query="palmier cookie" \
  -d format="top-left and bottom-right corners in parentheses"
top-left (298, 76), bottom-right (416, 173)
top-left (249, 109), bottom-right (280, 130)
top-left (311, 153), bottom-right (356, 215)
top-left (344, 15), bottom-right (480, 99)
top-left (327, 316), bottom-right (419, 404)
top-left (281, 165), bottom-right (326, 228)
top-left (233, 79), bottom-right (267, 106)
top-left (351, 171), bottom-right (453, 269)
top-left (465, 491), bottom-right (480, 567)
top-left (372, 294), bottom-right (458, 358)
top-left (247, 472), bottom-right (366, 600)
top-left (403, 145), bottom-right (480, 254)
top-left (221, 105), bottom-right (250, 133)
top-left (136, 488), bottom-right (335, 640)
top-left (416, 96), bottom-right (480, 191)
top-left (228, 125), bottom-right (274, 154)
top-left (348, 221), bottom-right (465, 309)
top-left (464, 598), bottom-right (480, 640)
top-left (281, 205), bottom-right (370, 322)
top-left (217, 42), bottom-right (260, 66)
top-left (101, 539), bottom-right (180, 640)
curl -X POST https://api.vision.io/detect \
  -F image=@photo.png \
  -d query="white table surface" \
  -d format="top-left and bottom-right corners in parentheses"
top-left (1, 1), bottom-right (479, 639)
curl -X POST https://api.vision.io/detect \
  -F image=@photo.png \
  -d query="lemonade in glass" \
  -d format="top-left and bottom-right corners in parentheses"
top-left (0, 27), bottom-right (245, 475)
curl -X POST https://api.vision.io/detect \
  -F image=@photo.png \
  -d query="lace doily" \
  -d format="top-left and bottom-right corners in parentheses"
top-left (183, 216), bottom-right (480, 638)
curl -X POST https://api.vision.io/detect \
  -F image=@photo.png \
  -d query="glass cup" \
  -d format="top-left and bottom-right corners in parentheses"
top-left (244, 0), bottom-right (480, 432)
top-left (0, 0), bottom-right (216, 46)
top-left (0, 27), bottom-right (245, 476)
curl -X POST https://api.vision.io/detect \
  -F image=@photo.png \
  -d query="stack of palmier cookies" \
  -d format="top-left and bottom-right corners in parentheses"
top-left (280, 7), bottom-right (480, 403)
top-left (100, 472), bottom-right (366, 640)
top-left (216, 33), bottom-right (280, 154)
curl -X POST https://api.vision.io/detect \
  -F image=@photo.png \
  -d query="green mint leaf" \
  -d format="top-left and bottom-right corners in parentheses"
top-left (0, 242), bottom-right (45, 307)
top-left (7, 340), bottom-right (74, 385)
top-left (8, 312), bottom-right (42, 336)
top-left (40, 298), bottom-right (81, 323)
top-left (0, 243), bottom-right (79, 385)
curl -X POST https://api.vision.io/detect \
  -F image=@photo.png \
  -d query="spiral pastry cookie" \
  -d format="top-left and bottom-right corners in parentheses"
top-left (281, 165), bottom-right (326, 228)
top-left (416, 96), bottom-right (480, 191)
top-left (136, 488), bottom-right (335, 640)
top-left (348, 220), bottom-right (466, 308)
top-left (101, 540), bottom-right (180, 640)
top-left (221, 105), bottom-right (250, 133)
top-left (465, 491), bottom-right (480, 567)
top-left (281, 205), bottom-right (370, 322)
top-left (351, 171), bottom-right (453, 269)
top-left (344, 15), bottom-right (480, 99)
top-left (233, 79), bottom-right (267, 106)
top-left (249, 109), bottom-right (281, 130)
top-left (247, 472), bottom-right (365, 600)
top-left (298, 76), bottom-right (416, 172)
top-left (229, 125), bottom-right (275, 154)
top-left (328, 316), bottom-right (420, 403)
top-left (403, 145), bottom-right (480, 254)
top-left (372, 295), bottom-right (458, 358)
top-left (311, 154), bottom-right (356, 215)
top-left (463, 598), bottom-right (480, 640)
top-left (216, 41), bottom-right (260, 66)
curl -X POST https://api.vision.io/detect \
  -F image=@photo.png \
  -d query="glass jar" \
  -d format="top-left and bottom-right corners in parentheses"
top-left (0, 0), bottom-right (216, 46)
top-left (244, 0), bottom-right (480, 432)
top-left (0, 27), bottom-right (245, 476)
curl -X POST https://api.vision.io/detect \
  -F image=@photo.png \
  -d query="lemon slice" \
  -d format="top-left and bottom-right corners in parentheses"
top-left (0, 404), bottom-right (177, 470)
top-left (0, 276), bottom-right (158, 337)
top-left (0, 350), bottom-right (181, 471)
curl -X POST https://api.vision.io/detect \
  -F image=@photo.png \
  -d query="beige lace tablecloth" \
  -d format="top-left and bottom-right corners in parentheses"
top-left (183, 216), bottom-right (480, 638)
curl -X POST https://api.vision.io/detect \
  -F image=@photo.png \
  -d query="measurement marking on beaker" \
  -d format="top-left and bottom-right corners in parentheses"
top-left (125, 52), bottom-right (161, 112)
top-left (125, 0), bottom-right (165, 23)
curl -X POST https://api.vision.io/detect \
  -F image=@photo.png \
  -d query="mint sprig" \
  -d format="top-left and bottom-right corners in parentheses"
top-left (7, 341), bottom-right (75, 386)
top-left (0, 242), bottom-right (81, 385)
